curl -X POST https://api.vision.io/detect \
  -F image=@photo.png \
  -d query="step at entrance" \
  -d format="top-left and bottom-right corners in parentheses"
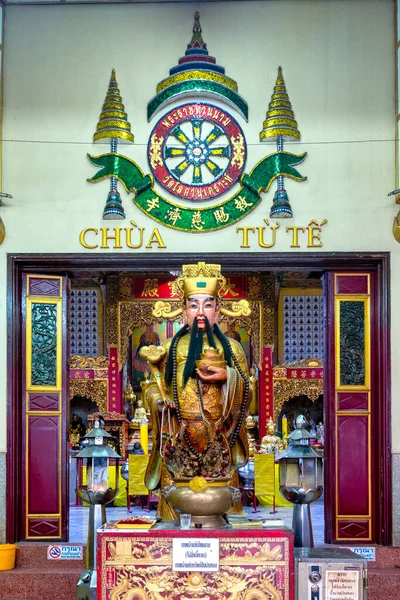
top-left (0, 544), bottom-right (86, 600)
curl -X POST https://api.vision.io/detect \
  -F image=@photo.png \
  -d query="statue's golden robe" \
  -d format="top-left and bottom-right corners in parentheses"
top-left (143, 333), bottom-right (250, 518)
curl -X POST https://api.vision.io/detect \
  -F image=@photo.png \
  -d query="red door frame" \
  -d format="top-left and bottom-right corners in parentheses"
top-left (6, 252), bottom-right (391, 544)
top-left (324, 271), bottom-right (389, 544)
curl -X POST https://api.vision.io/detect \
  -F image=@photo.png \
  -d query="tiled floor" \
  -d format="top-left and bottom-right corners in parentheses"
top-left (68, 496), bottom-right (325, 545)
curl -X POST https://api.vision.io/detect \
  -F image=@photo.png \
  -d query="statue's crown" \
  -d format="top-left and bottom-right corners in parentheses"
top-left (177, 262), bottom-right (226, 300)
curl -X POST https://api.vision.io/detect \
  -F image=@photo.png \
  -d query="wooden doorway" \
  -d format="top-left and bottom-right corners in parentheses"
top-left (6, 252), bottom-right (391, 544)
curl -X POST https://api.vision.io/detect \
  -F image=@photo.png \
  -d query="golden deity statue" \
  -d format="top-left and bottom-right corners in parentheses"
top-left (140, 262), bottom-right (252, 523)
top-left (248, 366), bottom-right (259, 415)
top-left (259, 417), bottom-right (284, 457)
top-left (132, 398), bottom-right (148, 426)
top-left (69, 414), bottom-right (86, 449)
top-left (139, 372), bottom-right (151, 412)
top-left (245, 414), bottom-right (257, 459)
top-left (124, 381), bottom-right (136, 421)
top-left (124, 381), bottom-right (136, 404)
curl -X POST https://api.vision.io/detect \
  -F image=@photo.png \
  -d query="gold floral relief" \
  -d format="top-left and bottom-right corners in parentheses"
top-left (247, 276), bottom-right (262, 300)
top-left (107, 565), bottom-right (284, 600)
top-left (220, 301), bottom-right (261, 368)
top-left (101, 535), bottom-right (289, 600)
top-left (120, 276), bottom-right (134, 300)
top-left (261, 274), bottom-right (275, 347)
top-left (273, 379), bottom-right (323, 422)
top-left (70, 355), bottom-right (109, 369)
top-left (69, 379), bottom-right (108, 413)
top-left (272, 357), bottom-right (324, 421)
top-left (107, 276), bottom-right (119, 347)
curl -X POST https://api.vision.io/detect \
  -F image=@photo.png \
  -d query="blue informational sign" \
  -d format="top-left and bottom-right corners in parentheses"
top-left (346, 546), bottom-right (376, 561)
top-left (47, 545), bottom-right (83, 560)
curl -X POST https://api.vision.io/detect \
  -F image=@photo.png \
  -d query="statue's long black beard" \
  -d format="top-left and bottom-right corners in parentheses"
top-left (165, 318), bottom-right (233, 388)
top-left (183, 317), bottom-right (204, 386)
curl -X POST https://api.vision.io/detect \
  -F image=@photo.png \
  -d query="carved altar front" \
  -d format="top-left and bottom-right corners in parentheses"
top-left (97, 524), bottom-right (293, 600)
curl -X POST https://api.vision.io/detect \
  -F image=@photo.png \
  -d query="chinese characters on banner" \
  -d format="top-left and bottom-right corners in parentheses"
top-left (259, 346), bottom-right (274, 439)
top-left (108, 347), bottom-right (121, 413)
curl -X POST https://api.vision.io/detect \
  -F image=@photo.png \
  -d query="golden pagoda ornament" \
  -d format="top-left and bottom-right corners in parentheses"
top-left (260, 67), bottom-right (301, 218)
top-left (93, 69), bottom-right (134, 219)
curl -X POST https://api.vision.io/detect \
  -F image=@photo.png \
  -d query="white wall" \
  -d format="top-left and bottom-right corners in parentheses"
top-left (0, 0), bottom-right (396, 450)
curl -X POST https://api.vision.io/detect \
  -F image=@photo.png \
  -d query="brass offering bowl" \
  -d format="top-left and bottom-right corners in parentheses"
top-left (162, 478), bottom-right (241, 528)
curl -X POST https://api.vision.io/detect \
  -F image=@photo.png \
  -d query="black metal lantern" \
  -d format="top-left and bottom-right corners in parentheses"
top-left (74, 420), bottom-right (121, 600)
top-left (277, 415), bottom-right (323, 547)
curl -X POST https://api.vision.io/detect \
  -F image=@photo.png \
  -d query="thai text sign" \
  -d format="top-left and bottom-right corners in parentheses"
top-left (326, 570), bottom-right (359, 600)
top-left (172, 538), bottom-right (219, 572)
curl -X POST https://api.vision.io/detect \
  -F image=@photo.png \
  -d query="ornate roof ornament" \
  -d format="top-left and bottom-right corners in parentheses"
top-left (260, 66), bottom-right (300, 142)
top-left (260, 67), bottom-right (302, 218)
top-left (93, 69), bottom-right (134, 144)
top-left (147, 12), bottom-right (248, 121)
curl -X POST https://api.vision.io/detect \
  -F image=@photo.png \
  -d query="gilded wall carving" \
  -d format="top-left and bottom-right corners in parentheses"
top-left (106, 275), bottom-right (119, 348)
top-left (261, 273), bottom-right (275, 347)
top-left (70, 379), bottom-right (108, 413)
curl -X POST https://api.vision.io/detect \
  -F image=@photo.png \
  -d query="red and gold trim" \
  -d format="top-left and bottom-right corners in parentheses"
top-left (333, 273), bottom-right (372, 542)
top-left (108, 347), bottom-right (121, 413)
top-left (259, 346), bottom-right (274, 439)
top-left (23, 275), bottom-right (66, 540)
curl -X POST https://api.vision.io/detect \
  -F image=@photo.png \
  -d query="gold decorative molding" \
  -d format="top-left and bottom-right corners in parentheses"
top-left (88, 411), bottom-right (128, 457)
top-left (261, 273), bottom-right (275, 347)
top-left (106, 275), bottom-right (119, 348)
top-left (247, 274), bottom-right (262, 300)
top-left (220, 300), bottom-right (261, 367)
top-left (119, 275), bottom-right (133, 300)
top-left (89, 411), bottom-right (126, 421)
top-left (69, 379), bottom-right (108, 413)
top-left (70, 354), bottom-right (109, 369)
top-left (273, 357), bottom-right (323, 421)
top-left (101, 534), bottom-right (288, 599)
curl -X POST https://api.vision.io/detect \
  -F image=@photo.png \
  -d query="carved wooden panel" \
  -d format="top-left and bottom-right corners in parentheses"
top-left (28, 393), bottom-right (60, 412)
top-left (328, 273), bottom-right (373, 543)
top-left (337, 392), bottom-right (369, 411)
top-left (27, 519), bottom-right (61, 539)
top-left (337, 520), bottom-right (370, 541)
top-left (337, 415), bottom-right (369, 516)
top-left (22, 274), bottom-right (67, 540)
top-left (28, 276), bottom-right (61, 297)
top-left (336, 275), bottom-right (369, 295)
top-left (27, 416), bottom-right (60, 515)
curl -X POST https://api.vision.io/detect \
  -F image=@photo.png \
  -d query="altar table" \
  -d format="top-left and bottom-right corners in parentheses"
top-left (97, 522), bottom-right (294, 600)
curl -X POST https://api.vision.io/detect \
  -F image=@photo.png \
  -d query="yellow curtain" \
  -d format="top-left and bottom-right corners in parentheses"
top-left (254, 455), bottom-right (292, 507)
top-left (128, 454), bottom-right (149, 496)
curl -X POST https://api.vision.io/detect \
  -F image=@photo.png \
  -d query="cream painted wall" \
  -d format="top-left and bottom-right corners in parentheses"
top-left (0, 0), bottom-right (396, 451)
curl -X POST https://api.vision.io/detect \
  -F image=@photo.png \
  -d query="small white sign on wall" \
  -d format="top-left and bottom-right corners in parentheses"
top-left (172, 538), bottom-right (219, 572)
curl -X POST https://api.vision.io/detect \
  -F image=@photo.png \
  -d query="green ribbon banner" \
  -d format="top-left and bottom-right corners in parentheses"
top-left (88, 151), bottom-right (306, 233)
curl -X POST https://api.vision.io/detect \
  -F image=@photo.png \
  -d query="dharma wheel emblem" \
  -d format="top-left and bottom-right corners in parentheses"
top-left (148, 102), bottom-right (247, 201)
